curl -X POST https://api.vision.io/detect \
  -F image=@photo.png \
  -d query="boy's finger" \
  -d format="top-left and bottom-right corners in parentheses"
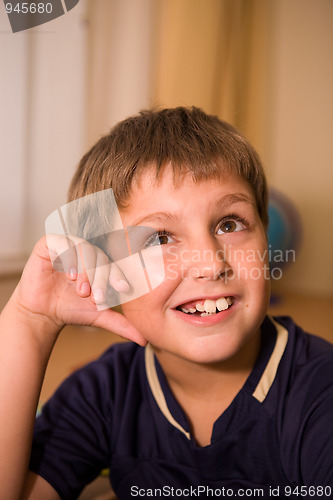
top-left (74, 241), bottom-right (97, 297)
top-left (76, 243), bottom-right (112, 300)
top-left (109, 261), bottom-right (130, 293)
top-left (94, 308), bottom-right (147, 346)
top-left (90, 252), bottom-right (111, 305)
top-left (47, 234), bottom-right (78, 279)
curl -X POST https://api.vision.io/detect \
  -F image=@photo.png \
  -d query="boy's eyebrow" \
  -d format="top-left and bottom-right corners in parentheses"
top-left (132, 192), bottom-right (254, 226)
top-left (133, 211), bottom-right (180, 226)
top-left (216, 192), bottom-right (255, 209)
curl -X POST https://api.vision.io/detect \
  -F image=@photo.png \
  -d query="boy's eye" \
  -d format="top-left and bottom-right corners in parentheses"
top-left (143, 231), bottom-right (174, 248)
top-left (217, 218), bottom-right (246, 234)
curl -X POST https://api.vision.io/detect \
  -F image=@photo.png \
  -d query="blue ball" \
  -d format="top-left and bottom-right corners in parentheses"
top-left (267, 188), bottom-right (302, 272)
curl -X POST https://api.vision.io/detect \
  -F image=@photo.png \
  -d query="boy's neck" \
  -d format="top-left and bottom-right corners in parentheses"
top-left (153, 329), bottom-right (261, 400)
top-left (153, 330), bottom-right (261, 447)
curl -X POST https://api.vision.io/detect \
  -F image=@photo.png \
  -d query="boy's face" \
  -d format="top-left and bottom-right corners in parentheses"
top-left (120, 165), bottom-right (270, 365)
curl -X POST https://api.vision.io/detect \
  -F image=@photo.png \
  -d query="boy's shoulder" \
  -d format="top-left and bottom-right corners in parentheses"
top-left (98, 339), bottom-right (144, 363)
top-left (76, 340), bottom-right (145, 381)
top-left (53, 341), bottom-right (146, 407)
top-left (273, 315), bottom-right (333, 366)
top-left (267, 316), bottom-right (333, 485)
top-left (265, 315), bottom-right (333, 406)
top-left (249, 315), bottom-right (332, 411)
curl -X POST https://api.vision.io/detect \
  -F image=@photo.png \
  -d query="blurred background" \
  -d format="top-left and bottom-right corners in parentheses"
top-left (1, 0), bottom-right (332, 304)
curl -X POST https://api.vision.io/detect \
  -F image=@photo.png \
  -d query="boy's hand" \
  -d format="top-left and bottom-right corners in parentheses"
top-left (11, 235), bottom-right (147, 346)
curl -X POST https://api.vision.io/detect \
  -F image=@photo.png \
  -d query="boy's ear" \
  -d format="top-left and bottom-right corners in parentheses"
top-left (5, 0), bottom-right (81, 33)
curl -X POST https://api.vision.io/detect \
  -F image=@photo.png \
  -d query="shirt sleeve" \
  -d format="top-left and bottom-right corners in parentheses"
top-left (279, 329), bottom-right (333, 493)
top-left (29, 359), bottom-right (113, 500)
top-left (300, 382), bottom-right (333, 489)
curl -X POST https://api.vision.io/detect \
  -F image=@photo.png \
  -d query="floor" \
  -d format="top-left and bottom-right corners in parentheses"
top-left (1, 275), bottom-right (332, 498)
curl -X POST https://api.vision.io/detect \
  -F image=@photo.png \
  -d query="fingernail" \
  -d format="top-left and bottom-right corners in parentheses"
top-left (69, 267), bottom-right (77, 280)
top-left (93, 289), bottom-right (105, 304)
top-left (80, 282), bottom-right (91, 296)
top-left (115, 279), bottom-right (130, 293)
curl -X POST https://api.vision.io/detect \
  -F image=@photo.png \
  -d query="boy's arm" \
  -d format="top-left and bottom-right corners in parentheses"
top-left (23, 473), bottom-right (61, 500)
top-left (0, 295), bottom-right (60, 499)
top-left (0, 236), bottom-right (145, 499)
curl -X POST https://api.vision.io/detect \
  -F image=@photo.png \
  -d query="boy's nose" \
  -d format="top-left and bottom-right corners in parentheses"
top-left (181, 236), bottom-right (231, 281)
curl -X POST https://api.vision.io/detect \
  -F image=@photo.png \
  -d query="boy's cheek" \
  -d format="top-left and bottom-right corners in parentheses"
top-left (121, 283), bottom-right (169, 318)
top-left (230, 260), bottom-right (271, 283)
top-left (223, 244), bottom-right (269, 280)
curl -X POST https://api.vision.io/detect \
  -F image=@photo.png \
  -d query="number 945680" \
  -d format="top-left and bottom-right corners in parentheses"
top-left (5, 2), bottom-right (53, 14)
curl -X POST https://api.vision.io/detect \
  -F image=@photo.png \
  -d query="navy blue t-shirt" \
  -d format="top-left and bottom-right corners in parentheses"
top-left (30, 316), bottom-right (333, 499)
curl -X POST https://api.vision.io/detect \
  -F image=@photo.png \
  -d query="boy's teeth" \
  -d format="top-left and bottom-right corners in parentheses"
top-left (189, 296), bottom-right (234, 314)
top-left (195, 302), bottom-right (205, 312)
top-left (216, 297), bottom-right (228, 311)
top-left (178, 297), bottom-right (234, 315)
top-left (204, 299), bottom-right (216, 314)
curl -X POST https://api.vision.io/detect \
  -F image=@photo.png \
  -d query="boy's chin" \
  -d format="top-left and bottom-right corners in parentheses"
top-left (154, 330), bottom-right (260, 366)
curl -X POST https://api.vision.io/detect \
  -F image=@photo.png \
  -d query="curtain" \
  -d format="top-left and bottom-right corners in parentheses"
top-left (86, 0), bottom-right (156, 146)
top-left (152, 0), bottom-right (272, 159)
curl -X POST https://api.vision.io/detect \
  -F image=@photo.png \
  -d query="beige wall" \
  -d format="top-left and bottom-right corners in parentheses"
top-left (267, 0), bottom-right (333, 296)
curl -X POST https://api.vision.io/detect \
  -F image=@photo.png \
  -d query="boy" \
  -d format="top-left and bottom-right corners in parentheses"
top-left (0, 107), bottom-right (332, 499)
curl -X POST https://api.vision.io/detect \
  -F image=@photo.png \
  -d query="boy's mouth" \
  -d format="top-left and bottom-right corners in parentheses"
top-left (175, 296), bottom-right (234, 317)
